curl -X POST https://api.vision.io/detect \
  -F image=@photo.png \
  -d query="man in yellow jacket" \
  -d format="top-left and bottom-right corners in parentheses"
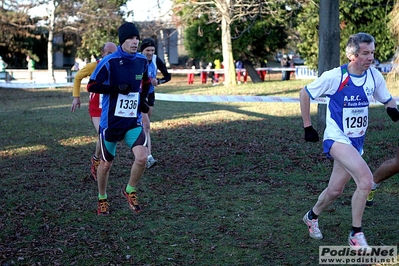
top-left (70, 42), bottom-right (117, 181)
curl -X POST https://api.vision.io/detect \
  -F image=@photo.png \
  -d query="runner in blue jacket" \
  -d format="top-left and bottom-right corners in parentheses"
top-left (87, 22), bottom-right (151, 215)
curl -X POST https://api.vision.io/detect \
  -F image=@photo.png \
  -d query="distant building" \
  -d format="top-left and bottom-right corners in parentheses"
top-left (136, 21), bottom-right (183, 66)
top-left (53, 33), bottom-right (79, 69)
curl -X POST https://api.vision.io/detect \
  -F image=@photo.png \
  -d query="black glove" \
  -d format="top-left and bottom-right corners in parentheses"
top-left (139, 101), bottom-right (149, 113)
top-left (387, 107), bottom-right (399, 122)
top-left (304, 125), bottom-right (319, 142)
top-left (117, 84), bottom-right (131, 95)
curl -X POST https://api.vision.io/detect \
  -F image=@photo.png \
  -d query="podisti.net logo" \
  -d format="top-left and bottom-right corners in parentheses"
top-left (319, 246), bottom-right (397, 265)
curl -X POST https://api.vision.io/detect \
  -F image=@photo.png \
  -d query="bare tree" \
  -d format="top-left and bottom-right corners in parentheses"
top-left (46, 0), bottom-right (56, 82)
top-left (173, 0), bottom-right (303, 86)
top-left (316, 0), bottom-right (340, 131)
top-left (157, 0), bottom-right (171, 67)
top-left (389, 0), bottom-right (399, 37)
top-left (0, 0), bottom-right (67, 81)
top-left (0, 0), bottom-right (127, 81)
top-left (0, 1), bottom-right (46, 67)
top-left (318, 0), bottom-right (340, 75)
top-left (387, 1), bottom-right (399, 82)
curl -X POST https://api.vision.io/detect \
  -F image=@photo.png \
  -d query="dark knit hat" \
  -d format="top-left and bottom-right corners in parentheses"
top-left (140, 38), bottom-right (156, 52)
top-left (118, 22), bottom-right (140, 45)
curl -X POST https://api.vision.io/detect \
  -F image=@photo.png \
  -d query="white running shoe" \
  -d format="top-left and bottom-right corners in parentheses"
top-left (348, 232), bottom-right (371, 252)
top-left (146, 155), bottom-right (158, 169)
top-left (303, 212), bottom-right (323, 239)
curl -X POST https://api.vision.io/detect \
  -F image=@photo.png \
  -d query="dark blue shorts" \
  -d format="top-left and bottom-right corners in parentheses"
top-left (99, 125), bottom-right (147, 161)
top-left (323, 137), bottom-right (364, 159)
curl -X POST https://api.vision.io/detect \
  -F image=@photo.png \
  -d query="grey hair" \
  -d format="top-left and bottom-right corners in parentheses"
top-left (345, 32), bottom-right (375, 58)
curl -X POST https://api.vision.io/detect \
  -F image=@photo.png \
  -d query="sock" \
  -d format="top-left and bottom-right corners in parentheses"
top-left (93, 155), bottom-right (99, 160)
top-left (148, 154), bottom-right (153, 160)
top-left (126, 184), bottom-right (136, 194)
top-left (371, 181), bottom-right (378, 190)
top-left (308, 208), bottom-right (318, 220)
top-left (351, 226), bottom-right (362, 236)
top-left (98, 194), bottom-right (107, 200)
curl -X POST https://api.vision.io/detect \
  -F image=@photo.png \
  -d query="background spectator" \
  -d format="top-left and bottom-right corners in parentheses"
top-left (186, 57), bottom-right (195, 84)
top-left (0, 56), bottom-right (8, 72)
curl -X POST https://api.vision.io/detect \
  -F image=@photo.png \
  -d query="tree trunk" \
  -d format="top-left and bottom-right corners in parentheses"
top-left (217, 0), bottom-right (236, 86)
top-left (317, 0), bottom-right (340, 132)
top-left (318, 0), bottom-right (340, 75)
top-left (221, 17), bottom-right (236, 86)
top-left (159, 29), bottom-right (171, 68)
top-left (243, 60), bottom-right (262, 83)
top-left (47, 0), bottom-right (55, 83)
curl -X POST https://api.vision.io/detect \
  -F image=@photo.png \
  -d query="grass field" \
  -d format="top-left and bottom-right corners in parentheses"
top-left (0, 74), bottom-right (398, 265)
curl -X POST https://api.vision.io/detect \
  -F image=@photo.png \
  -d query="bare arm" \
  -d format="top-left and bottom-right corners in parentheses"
top-left (299, 87), bottom-right (312, 127)
top-left (300, 87), bottom-right (319, 142)
top-left (71, 97), bottom-right (81, 112)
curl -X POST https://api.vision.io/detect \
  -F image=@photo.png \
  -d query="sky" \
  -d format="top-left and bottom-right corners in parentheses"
top-left (28, 0), bottom-right (172, 22)
top-left (123, 0), bottom-right (172, 22)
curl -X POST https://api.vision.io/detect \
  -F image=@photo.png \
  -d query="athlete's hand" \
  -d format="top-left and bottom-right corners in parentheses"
top-left (71, 97), bottom-right (81, 112)
top-left (304, 126), bottom-right (319, 142)
top-left (387, 107), bottom-right (399, 122)
top-left (117, 84), bottom-right (131, 95)
top-left (151, 78), bottom-right (158, 87)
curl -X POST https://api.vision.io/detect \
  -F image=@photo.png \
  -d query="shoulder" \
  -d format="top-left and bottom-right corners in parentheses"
top-left (319, 66), bottom-right (342, 79)
top-left (95, 57), bottom-right (109, 70)
top-left (99, 53), bottom-right (120, 65)
top-left (368, 67), bottom-right (388, 89)
top-left (135, 54), bottom-right (148, 66)
top-left (136, 53), bottom-right (147, 60)
top-left (318, 66), bottom-right (342, 87)
top-left (76, 62), bottom-right (97, 77)
top-left (368, 67), bottom-right (384, 79)
top-left (307, 66), bottom-right (342, 92)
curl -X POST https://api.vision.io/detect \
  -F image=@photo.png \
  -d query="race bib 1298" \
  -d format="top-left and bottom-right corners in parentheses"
top-left (342, 106), bottom-right (368, 137)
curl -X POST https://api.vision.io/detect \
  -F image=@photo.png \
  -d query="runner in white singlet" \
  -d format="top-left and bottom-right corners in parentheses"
top-left (299, 32), bottom-right (399, 250)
